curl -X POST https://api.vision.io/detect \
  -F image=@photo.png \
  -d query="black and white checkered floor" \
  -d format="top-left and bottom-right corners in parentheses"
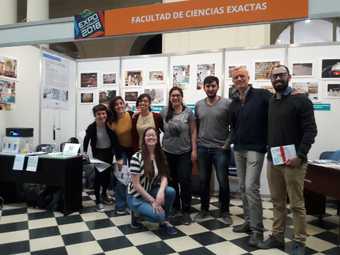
top-left (1, 190), bottom-right (339, 255)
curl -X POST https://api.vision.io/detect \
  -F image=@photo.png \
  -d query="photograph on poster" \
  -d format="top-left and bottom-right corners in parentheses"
top-left (260, 84), bottom-right (275, 94)
top-left (0, 79), bottom-right (16, 105)
top-left (99, 90), bottom-right (117, 104)
top-left (255, 61), bottom-right (280, 80)
top-left (197, 64), bottom-right (215, 90)
top-left (327, 83), bottom-right (340, 97)
top-left (124, 91), bottom-right (139, 102)
top-left (144, 88), bottom-right (164, 104)
top-left (173, 65), bottom-right (190, 88)
top-left (292, 82), bottom-right (318, 100)
top-left (80, 73), bottom-right (98, 88)
top-left (149, 71), bottom-right (164, 82)
top-left (322, 59), bottom-right (340, 78)
top-left (292, 63), bottom-right (313, 76)
top-left (0, 57), bottom-right (17, 78)
top-left (125, 71), bottom-right (143, 86)
top-left (80, 92), bottom-right (94, 104)
top-left (43, 88), bottom-right (68, 102)
top-left (103, 73), bottom-right (116, 84)
top-left (227, 65), bottom-right (247, 78)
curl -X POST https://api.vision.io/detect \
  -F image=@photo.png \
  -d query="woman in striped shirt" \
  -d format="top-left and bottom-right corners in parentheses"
top-left (127, 127), bottom-right (177, 235)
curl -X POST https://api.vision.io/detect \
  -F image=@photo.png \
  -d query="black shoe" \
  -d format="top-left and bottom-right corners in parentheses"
top-left (258, 235), bottom-right (285, 249)
top-left (194, 210), bottom-right (210, 221)
top-left (219, 211), bottom-right (233, 226)
top-left (130, 212), bottom-right (143, 229)
top-left (291, 241), bottom-right (305, 255)
top-left (233, 222), bottom-right (251, 233)
top-left (102, 195), bottom-right (113, 205)
top-left (182, 212), bottom-right (192, 225)
top-left (248, 231), bottom-right (263, 247)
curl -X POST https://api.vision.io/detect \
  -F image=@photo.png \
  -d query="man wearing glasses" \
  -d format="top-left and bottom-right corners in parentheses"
top-left (259, 65), bottom-right (317, 255)
top-left (229, 66), bottom-right (271, 247)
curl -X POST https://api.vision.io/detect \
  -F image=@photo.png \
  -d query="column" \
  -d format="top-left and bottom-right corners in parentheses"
top-left (0, 0), bottom-right (17, 25)
top-left (27, 0), bottom-right (49, 22)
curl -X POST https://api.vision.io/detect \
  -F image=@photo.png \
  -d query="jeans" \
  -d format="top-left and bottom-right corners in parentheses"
top-left (197, 146), bottom-right (230, 212)
top-left (234, 150), bottom-right (265, 233)
top-left (267, 160), bottom-right (307, 243)
top-left (165, 151), bottom-right (192, 213)
top-left (127, 186), bottom-right (176, 223)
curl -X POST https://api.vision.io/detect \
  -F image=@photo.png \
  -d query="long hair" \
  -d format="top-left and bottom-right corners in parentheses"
top-left (166, 87), bottom-right (185, 122)
top-left (108, 96), bottom-right (125, 123)
top-left (141, 127), bottom-right (169, 178)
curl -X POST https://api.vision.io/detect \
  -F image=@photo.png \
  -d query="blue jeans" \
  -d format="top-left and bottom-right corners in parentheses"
top-left (197, 146), bottom-right (230, 212)
top-left (127, 186), bottom-right (176, 223)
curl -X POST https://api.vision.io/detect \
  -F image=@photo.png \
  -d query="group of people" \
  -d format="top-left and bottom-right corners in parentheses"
top-left (83, 64), bottom-right (317, 254)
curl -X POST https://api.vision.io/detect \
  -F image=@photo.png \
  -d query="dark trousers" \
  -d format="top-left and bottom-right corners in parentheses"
top-left (197, 146), bottom-right (230, 212)
top-left (93, 148), bottom-right (113, 204)
top-left (165, 151), bottom-right (192, 213)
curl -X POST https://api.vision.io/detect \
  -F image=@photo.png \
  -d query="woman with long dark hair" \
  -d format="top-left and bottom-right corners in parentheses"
top-left (127, 127), bottom-right (177, 235)
top-left (160, 87), bottom-right (197, 225)
top-left (108, 96), bottom-right (134, 214)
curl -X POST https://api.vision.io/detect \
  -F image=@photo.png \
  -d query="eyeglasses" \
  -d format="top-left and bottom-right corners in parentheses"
top-left (270, 73), bottom-right (289, 80)
top-left (171, 94), bottom-right (182, 98)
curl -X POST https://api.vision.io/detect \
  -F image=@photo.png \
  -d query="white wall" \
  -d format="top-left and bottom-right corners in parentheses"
top-left (0, 111), bottom-right (6, 139)
top-left (0, 45), bottom-right (41, 146)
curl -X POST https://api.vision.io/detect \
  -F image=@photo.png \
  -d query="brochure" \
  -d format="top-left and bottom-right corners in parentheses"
top-left (270, 144), bottom-right (297, 166)
top-left (13, 154), bottom-right (25, 170)
top-left (26, 156), bottom-right (39, 172)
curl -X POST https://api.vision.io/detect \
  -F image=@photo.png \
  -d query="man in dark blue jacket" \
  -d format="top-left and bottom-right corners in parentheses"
top-left (229, 67), bottom-right (271, 247)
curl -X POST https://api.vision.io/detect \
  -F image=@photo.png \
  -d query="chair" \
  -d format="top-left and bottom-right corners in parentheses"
top-left (35, 144), bottom-right (55, 153)
top-left (319, 151), bottom-right (335, 160)
top-left (329, 150), bottom-right (340, 161)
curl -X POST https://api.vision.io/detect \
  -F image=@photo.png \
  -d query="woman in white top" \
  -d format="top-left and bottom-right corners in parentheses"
top-left (128, 127), bottom-right (177, 235)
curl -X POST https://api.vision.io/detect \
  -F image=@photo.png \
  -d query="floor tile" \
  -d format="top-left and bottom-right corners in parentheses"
top-left (0, 213), bottom-right (28, 224)
top-left (175, 222), bottom-right (209, 235)
top-left (66, 241), bottom-right (103, 255)
top-left (2, 207), bottom-right (27, 216)
top-left (126, 231), bottom-right (162, 246)
top-left (179, 246), bottom-right (215, 255)
top-left (206, 241), bottom-right (248, 255)
top-left (97, 236), bottom-right (133, 251)
top-left (31, 247), bottom-right (68, 255)
top-left (314, 231), bottom-right (339, 245)
top-left (29, 235), bottom-right (64, 252)
top-left (198, 219), bottom-right (229, 231)
top-left (137, 241), bottom-right (175, 255)
top-left (105, 246), bottom-right (143, 255)
top-left (56, 214), bottom-right (83, 225)
top-left (190, 231), bottom-right (225, 246)
top-left (86, 218), bottom-right (115, 230)
top-left (306, 236), bottom-right (336, 252)
top-left (251, 248), bottom-right (288, 254)
top-left (28, 211), bottom-right (54, 220)
top-left (0, 240), bottom-right (30, 255)
top-left (91, 226), bottom-right (124, 240)
top-left (117, 223), bottom-right (148, 235)
top-left (28, 218), bottom-right (58, 229)
top-left (0, 230), bottom-right (29, 245)
top-left (0, 221), bottom-right (28, 233)
top-left (164, 236), bottom-right (202, 252)
top-left (58, 222), bottom-right (89, 235)
top-left (110, 215), bottom-right (131, 226)
top-left (29, 226), bottom-right (60, 239)
top-left (230, 236), bottom-right (259, 252)
top-left (80, 212), bottom-right (109, 222)
top-left (62, 231), bottom-right (95, 245)
top-left (213, 227), bottom-right (248, 241)
top-left (324, 246), bottom-right (340, 254)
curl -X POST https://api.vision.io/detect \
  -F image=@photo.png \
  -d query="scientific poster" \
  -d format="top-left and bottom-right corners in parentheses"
top-left (197, 64), bottom-right (215, 90)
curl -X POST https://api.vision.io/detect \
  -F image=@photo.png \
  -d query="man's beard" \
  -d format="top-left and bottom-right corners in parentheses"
top-left (273, 80), bottom-right (289, 93)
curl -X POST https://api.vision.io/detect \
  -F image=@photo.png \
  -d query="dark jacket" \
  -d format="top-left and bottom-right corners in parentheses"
top-left (83, 121), bottom-right (122, 160)
top-left (267, 92), bottom-right (317, 162)
top-left (131, 112), bottom-right (163, 153)
top-left (229, 87), bottom-right (271, 153)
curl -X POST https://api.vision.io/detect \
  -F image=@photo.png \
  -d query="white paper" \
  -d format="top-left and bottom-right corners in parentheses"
top-left (26, 156), bottom-right (39, 172)
top-left (13, 155), bottom-right (25, 171)
top-left (62, 143), bottom-right (80, 156)
top-left (90, 158), bottom-right (111, 173)
top-left (271, 144), bottom-right (297, 166)
top-left (114, 164), bottom-right (130, 186)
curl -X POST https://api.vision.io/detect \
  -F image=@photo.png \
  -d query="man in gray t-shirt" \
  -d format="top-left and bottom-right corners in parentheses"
top-left (194, 75), bottom-right (232, 225)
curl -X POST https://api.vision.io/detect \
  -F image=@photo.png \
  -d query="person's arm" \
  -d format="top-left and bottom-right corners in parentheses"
top-left (223, 100), bottom-right (232, 149)
top-left (131, 114), bottom-right (139, 153)
top-left (83, 125), bottom-right (91, 154)
top-left (190, 116), bottom-right (197, 162)
top-left (155, 176), bottom-right (168, 206)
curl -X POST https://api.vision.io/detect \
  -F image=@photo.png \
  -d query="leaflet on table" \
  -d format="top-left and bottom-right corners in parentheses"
top-left (270, 144), bottom-right (297, 166)
top-left (62, 143), bottom-right (81, 156)
top-left (90, 158), bottom-right (111, 172)
top-left (13, 154), bottom-right (25, 170)
top-left (26, 156), bottom-right (39, 172)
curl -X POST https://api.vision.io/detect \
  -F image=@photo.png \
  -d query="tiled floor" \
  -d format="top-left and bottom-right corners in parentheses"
top-left (0, 191), bottom-right (339, 255)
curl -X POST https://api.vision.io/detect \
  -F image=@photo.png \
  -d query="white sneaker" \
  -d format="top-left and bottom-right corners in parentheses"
top-left (96, 203), bottom-right (105, 212)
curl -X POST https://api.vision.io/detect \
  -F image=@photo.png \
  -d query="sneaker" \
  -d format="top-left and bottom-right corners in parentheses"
top-left (96, 203), bottom-right (105, 212)
top-left (291, 241), bottom-right (305, 255)
top-left (248, 231), bottom-right (263, 247)
top-left (130, 212), bottom-right (143, 229)
top-left (220, 211), bottom-right (233, 226)
top-left (233, 222), bottom-right (251, 233)
top-left (115, 208), bottom-right (128, 215)
top-left (182, 212), bottom-right (192, 225)
top-left (194, 210), bottom-right (210, 221)
top-left (160, 222), bottom-right (177, 235)
top-left (258, 235), bottom-right (285, 249)
top-left (102, 195), bottom-right (113, 205)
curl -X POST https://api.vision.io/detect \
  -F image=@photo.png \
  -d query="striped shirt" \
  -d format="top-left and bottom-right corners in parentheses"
top-left (128, 151), bottom-right (160, 198)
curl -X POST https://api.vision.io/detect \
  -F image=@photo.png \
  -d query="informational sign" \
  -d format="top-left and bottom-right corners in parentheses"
top-left (41, 52), bottom-right (70, 109)
top-left (103, 0), bottom-right (308, 37)
top-left (313, 103), bottom-right (331, 111)
top-left (74, 10), bottom-right (105, 39)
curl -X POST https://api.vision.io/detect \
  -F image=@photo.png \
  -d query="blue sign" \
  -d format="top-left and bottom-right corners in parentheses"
top-left (313, 103), bottom-right (331, 111)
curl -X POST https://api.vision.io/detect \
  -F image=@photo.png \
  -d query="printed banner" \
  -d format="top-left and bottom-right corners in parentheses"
top-left (74, 10), bottom-right (105, 39)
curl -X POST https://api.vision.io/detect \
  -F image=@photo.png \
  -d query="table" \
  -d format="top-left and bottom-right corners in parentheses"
top-left (0, 154), bottom-right (83, 215)
top-left (304, 163), bottom-right (340, 242)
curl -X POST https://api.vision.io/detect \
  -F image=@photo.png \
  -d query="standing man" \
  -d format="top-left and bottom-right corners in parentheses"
top-left (194, 76), bottom-right (232, 225)
top-left (229, 67), bottom-right (271, 247)
top-left (259, 65), bottom-right (317, 255)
